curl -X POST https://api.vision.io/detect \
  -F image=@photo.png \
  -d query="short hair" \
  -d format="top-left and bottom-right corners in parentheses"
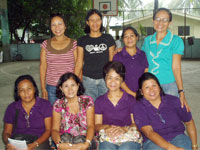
top-left (121, 26), bottom-right (139, 39)
top-left (84, 9), bottom-right (104, 34)
top-left (103, 61), bottom-right (126, 81)
top-left (56, 72), bottom-right (85, 98)
top-left (153, 8), bottom-right (172, 22)
top-left (136, 72), bottom-right (165, 100)
top-left (49, 13), bottom-right (66, 27)
top-left (14, 75), bottom-right (39, 101)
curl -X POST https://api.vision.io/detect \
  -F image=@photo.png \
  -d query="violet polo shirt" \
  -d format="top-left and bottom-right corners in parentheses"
top-left (113, 47), bottom-right (148, 92)
top-left (133, 94), bottom-right (192, 142)
top-left (4, 97), bottom-right (52, 137)
top-left (95, 92), bottom-right (136, 126)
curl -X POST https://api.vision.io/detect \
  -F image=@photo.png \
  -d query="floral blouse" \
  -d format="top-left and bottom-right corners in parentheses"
top-left (53, 95), bottom-right (94, 136)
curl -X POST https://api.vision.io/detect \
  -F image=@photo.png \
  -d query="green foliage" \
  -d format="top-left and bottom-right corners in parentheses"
top-left (7, 0), bottom-right (92, 42)
top-left (138, 23), bottom-right (147, 37)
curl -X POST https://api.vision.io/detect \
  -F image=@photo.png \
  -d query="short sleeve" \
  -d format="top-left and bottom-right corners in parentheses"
top-left (77, 36), bottom-right (85, 47)
top-left (141, 38), bottom-right (147, 53)
top-left (133, 102), bottom-right (150, 130)
top-left (72, 40), bottom-right (77, 52)
top-left (172, 35), bottom-right (184, 55)
top-left (42, 100), bottom-right (52, 118)
top-left (106, 34), bottom-right (116, 47)
top-left (80, 95), bottom-right (94, 109)
top-left (94, 96), bottom-right (103, 114)
top-left (3, 103), bottom-right (16, 124)
top-left (40, 40), bottom-right (47, 49)
top-left (53, 99), bottom-right (64, 114)
top-left (142, 51), bottom-right (149, 68)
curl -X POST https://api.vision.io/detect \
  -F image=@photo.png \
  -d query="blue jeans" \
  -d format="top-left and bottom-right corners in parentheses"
top-left (82, 76), bottom-right (108, 101)
top-left (143, 134), bottom-right (192, 150)
top-left (99, 141), bottom-right (141, 150)
top-left (161, 82), bottom-right (179, 97)
top-left (46, 84), bottom-right (58, 105)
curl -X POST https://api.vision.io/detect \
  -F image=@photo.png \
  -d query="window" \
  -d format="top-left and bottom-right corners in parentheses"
top-left (178, 26), bottom-right (190, 36)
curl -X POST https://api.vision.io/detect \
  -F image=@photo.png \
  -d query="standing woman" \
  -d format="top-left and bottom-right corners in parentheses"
top-left (75, 9), bottom-right (116, 101)
top-left (40, 13), bottom-right (77, 105)
top-left (142, 8), bottom-right (189, 109)
top-left (113, 27), bottom-right (148, 97)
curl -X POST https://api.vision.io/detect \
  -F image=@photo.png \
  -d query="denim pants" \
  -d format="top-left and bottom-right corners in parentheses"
top-left (82, 76), bottom-right (108, 101)
top-left (143, 134), bottom-right (192, 150)
top-left (161, 81), bottom-right (179, 97)
top-left (46, 84), bottom-right (58, 105)
top-left (99, 141), bottom-right (141, 150)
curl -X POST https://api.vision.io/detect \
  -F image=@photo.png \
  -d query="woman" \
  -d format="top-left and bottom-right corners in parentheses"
top-left (95, 61), bottom-right (141, 150)
top-left (40, 13), bottom-right (77, 105)
top-left (141, 8), bottom-right (189, 110)
top-left (133, 72), bottom-right (198, 150)
top-left (113, 26), bottom-right (148, 97)
top-left (3, 75), bottom-right (52, 150)
top-left (75, 9), bottom-right (116, 101)
top-left (52, 72), bottom-right (95, 150)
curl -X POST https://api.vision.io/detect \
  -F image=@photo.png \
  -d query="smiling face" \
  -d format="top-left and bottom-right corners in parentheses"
top-left (18, 79), bottom-right (36, 103)
top-left (105, 69), bottom-right (123, 92)
top-left (51, 16), bottom-right (66, 37)
top-left (123, 29), bottom-right (138, 49)
top-left (86, 13), bottom-right (102, 33)
top-left (141, 79), bottom-right (161, 102)
top-left (60, 77), bottom-right (79, 99)
top-left (153, 10), bottom-right (171, 33)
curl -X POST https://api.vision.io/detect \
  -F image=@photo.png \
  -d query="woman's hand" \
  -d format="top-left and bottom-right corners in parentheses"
top-left (6, 143), bottom-right (16, 150)
top-left (58, 142), bottom-right (89, 150)
top-left (42, 88), bottom-right (48, 100)
top-left (105, 125), bottom-right (126, 138)
top-left (167, 144), bottom-right (184, 150)
top-left (27, 143), bottom-right (37, 150)
top-left (179, 92), bottom-right (190, 112)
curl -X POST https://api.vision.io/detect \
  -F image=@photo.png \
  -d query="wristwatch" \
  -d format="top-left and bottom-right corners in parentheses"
top-left (178, 89), bottom-right (184, 94)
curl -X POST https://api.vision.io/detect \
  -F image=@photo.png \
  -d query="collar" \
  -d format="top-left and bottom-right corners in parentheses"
top-left (150, 30), bottom-right (173, 46)
top-left (121, 46), bottom-right (142, 57)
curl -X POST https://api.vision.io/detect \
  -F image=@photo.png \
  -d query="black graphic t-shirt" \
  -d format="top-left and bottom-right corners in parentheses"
top-left (78, 34), bottom-right (115, 79)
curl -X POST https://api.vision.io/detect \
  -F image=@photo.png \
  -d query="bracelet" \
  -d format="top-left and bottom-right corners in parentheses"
top-left (178, 89), bottom-right (184, 94)
top-left (85, 139), bottom-right (91, 146)
top-left (56, 140), bottom-right (62, 148)
top-left (34, 141), bottom-right (39, 147)
top-left (192, 144), bottom-right (198, 148)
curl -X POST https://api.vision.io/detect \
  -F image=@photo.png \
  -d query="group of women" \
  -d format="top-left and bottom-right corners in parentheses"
top-left (3, 7), bottom-right (198, 150)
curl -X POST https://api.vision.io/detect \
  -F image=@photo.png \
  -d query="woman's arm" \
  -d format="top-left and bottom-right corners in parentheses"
top-left (109, 45), bottom-right (116, 61)
top-left (74, 46), bottom-right (84, 79)
top-left (121, 82), bottom-right (136, 97)
top-left (40, 48), bottom-right (48, 100)
top-left (3, 123), bottom-right (16, 150)
top-left (184, 119), bottom-right (198, 150)
top-left (172, 54), bottom-right (190, 111)
top-left (28, 117), bottom-right (52, 149)
top-left (73, 47), bottom-right (78, 66)
top-left (141, 125), bottom-right (183, 150)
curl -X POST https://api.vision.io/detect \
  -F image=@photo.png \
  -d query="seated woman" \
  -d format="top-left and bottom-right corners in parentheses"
top-left (95, 61), bottom-right (141, 150)
top-left (52, 72), bottom-right (95, 150)
top-left (3, 75), bottom-right (52, 150)
top-left (133, 72), bottom-right (198, 150)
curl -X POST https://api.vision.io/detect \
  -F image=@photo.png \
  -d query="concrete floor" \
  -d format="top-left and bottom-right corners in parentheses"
top-left (0, 60), bottom-right (200, 148)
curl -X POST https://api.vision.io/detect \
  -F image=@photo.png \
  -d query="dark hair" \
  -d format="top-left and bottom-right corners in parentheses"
top-left (136, 72), bottom-right (165, 100)
top-left (121, 26), bottom-right (139, 39)
top-left (153, 8), bottom-right (172, 22)
top-left (56, 72), bottom-right (85, 98)
top-left (103, 61), bottom-right (126, 81)
top-left (116, 35), bottom-right (120, 40)
top-left (49, 13), bottom-right (66, 27)
top-left (84, 9), bottom-right (103, 34)
top-left (14, 75), bottom-right (39, 101)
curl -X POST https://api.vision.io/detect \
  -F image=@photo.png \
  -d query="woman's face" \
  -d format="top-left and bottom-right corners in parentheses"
top-left (60, 78), bottom-right (79, 99)
top-left (153, 10), bottom-right (171, 33)
top-left (141, 79), bottom-right (161, 102)
top-left (105, 69), bottom-right (123, 92)
top-left (18, 79), bottom-right (36, 103)
top-left (51, 16), bottom-right (66, 37)
top-left (86, 13), bottom-right (102, 33)
top-left (123, 29), bottom-right (138, 49)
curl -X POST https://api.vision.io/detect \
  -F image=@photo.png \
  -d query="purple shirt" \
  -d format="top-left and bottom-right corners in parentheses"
top-left (4, 97), bottom-right (52, 137)
top-left (95, 92), bottom-right (136, 126)
top-left (133, 94), bottom-right (192, 142)
top-left (113, 47), bottom-right (148, 92)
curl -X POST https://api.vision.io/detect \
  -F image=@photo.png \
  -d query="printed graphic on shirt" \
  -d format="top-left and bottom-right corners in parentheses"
top-left (150, 49), bottom-right (162, 74)
top-left (85, 43), bottom-right (107, 54)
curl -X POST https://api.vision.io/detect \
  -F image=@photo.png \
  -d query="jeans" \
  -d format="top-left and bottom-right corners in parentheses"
top-left (82, 76), bottom-right (108, 101)
top-left (99, 141), bottom-right (141, 150)
top-left (143, 134), bottom-right (192, 150)
top-left (46, 84), bottom-right (58, 105)
top-left (161, 81), bottom-right (179, 97)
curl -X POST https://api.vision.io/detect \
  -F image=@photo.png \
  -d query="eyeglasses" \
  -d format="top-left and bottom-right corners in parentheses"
top-left (157, 111), bottom-right (166, 124)
top-left (154, 17), bottom-right (169, 23)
